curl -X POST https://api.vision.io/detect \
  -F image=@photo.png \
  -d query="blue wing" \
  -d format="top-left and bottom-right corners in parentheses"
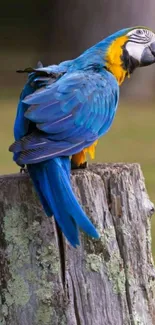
top-left (9, 69), bottom-right (119, 165)
top-left (13, 61), bottom-right (71, 141)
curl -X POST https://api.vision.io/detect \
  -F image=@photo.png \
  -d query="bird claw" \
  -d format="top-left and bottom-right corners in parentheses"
top-left (79, 161), bottom-right (88, 169)
top-left (20, 166), bottom-right (28, 174)
top-left (71, 160), bottom-right (88, 170)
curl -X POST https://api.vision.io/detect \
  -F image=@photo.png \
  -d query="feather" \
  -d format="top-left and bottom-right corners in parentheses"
top-left (27, 158), bottom-right (99, 247)
top-left (13, 140), bottom-right (85, 165)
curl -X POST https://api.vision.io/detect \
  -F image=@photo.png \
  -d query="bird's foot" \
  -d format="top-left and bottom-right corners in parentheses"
top-left (20, 165), bottom-right (28, 174)
top-left (71, 160), bottom-right (88, 170)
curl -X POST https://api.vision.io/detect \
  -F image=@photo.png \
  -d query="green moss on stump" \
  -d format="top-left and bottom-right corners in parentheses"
top-left (86, 226), bottom-right (126, 295)
top-left (2, 207), bottom-right (62, 325)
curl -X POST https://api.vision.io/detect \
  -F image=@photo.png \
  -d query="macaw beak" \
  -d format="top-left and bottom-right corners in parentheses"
top-left (140, 41), bottom-right (155, 66)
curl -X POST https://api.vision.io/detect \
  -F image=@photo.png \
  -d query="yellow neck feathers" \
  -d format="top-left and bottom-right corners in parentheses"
top-left (105, 36), bottom-right (129, 85)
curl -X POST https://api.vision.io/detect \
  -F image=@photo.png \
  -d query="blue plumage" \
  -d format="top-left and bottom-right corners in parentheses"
top-left (9, 28), bottom-right (125, 247)
top-left (27, 157), bottom-right (99, 247)
top-left (11, 70), bottom-right (118, 165)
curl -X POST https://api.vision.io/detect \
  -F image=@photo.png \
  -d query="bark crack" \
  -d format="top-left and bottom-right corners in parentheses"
top-left (70, 274), bottom-right (82, 325)
top-left (112, 222), bottom-right (134, 325)
top-left (55, 221), bottom-right (66, 290)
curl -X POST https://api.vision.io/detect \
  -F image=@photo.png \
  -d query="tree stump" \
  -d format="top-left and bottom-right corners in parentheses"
top-left (0, 163), bottom-right (155, 325)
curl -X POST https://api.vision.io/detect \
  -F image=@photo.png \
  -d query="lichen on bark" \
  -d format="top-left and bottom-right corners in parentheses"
top-left (0, 164), bottom-right (155, 325)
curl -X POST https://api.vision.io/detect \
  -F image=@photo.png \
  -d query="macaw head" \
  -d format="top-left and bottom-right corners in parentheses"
top-left (102, 26), bottom-right (155, 84)
top-left (123, 27), bottom-right (155, 68)
top-left (76, 26), bottom-right (155, 85)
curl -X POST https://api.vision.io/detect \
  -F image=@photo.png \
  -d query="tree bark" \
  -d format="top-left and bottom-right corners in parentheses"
top-left (0, 163), bottom-right (155, 325)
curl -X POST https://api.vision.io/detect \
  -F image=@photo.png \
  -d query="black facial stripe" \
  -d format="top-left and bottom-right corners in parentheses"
top-left (131, 34), bottom-right (148, 38)
top-left (130, 36), bottom-right (150, 42)
top-left (127, 39), bottom-right (149, 45)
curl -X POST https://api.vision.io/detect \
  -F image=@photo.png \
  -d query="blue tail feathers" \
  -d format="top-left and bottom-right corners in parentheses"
top-left (27, 157), bottom-right (100, 247)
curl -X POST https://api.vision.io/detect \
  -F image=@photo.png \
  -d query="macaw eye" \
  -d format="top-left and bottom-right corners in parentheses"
top-left (136, 29), bottom-right (144, 35)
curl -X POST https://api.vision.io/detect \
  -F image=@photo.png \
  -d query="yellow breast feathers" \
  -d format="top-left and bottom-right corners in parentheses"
top-left (105, 35), bottom-right (129, 85)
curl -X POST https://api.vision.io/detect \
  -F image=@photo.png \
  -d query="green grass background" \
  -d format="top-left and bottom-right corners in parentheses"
top-left (1, 95), bottom-right (155, 257)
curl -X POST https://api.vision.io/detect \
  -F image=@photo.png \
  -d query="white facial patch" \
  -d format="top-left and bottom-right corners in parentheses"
top-left (126, 42), bottom-right (147, 61)
top-left (126, 28), bottom-right (155, 62)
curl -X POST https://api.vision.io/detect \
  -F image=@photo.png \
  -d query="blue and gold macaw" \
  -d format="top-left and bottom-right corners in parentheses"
top-left (9, 27), bottom-right (155, 247)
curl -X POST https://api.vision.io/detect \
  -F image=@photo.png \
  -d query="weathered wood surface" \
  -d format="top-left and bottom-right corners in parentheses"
top-left (0, 163), bottom-right (155, 325)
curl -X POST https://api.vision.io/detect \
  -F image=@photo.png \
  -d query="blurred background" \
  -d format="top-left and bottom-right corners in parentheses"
top-left (1, 1), bottom-right (155, 256)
